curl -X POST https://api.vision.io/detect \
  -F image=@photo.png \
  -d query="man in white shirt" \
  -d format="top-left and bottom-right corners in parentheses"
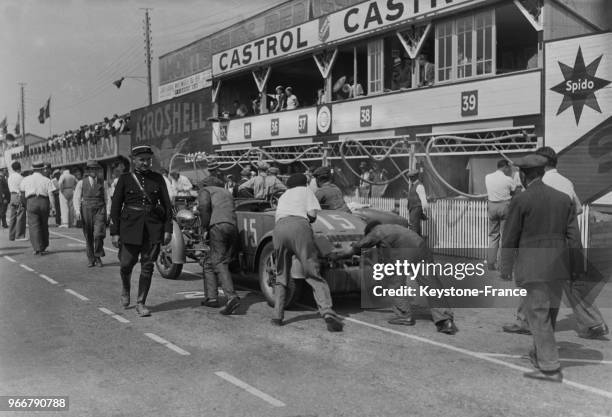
top-left (73, 160), bottom-right (110, 267)
top-left (484, 160), bottom-right (517, 270)
top-left (58, 168), bottom-right (78, 227)
top-left (285, 87), bottom-right (299, 110)
top-left (169, 171), bottom-right (193, 196)
top-left (7, 161), bottom-right (27, 241)
top-left (160, 169), bottom-right (177, 202)
top-left (272, 173), bottom-right (343, 332)
top-left (20, 162), bottom-right (56, 255)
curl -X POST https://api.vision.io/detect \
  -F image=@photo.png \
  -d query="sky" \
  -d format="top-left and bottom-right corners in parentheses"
top-left (0, 0), bottom-right (283, 138)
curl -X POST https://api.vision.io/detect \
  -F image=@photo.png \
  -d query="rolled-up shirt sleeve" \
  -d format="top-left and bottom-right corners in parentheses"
top-left (73, 180), bottom-right (83, 215)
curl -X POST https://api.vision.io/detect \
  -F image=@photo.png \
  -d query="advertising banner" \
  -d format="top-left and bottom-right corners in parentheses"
top-left (158, 69), bottom-right (212, 102)
top-left (130, 89), bottom-right (213, 171)
top-left (545, 32), bottom-right (612, 203)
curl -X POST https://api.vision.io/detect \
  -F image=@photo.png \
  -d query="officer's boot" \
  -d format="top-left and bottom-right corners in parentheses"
top-left (119, 271), bottom-right (131, 309)
top-left (271, 284), bottom-right (286, 326)
top-left (136, 272), bottom-right (152, 317)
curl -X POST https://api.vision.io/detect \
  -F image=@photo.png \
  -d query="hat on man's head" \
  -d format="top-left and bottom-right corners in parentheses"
top-left (275, 85), bottom-right (284, 91)
top-left (313, 166), bottom-right (331, 178)
top-left (513, 153), bottom-right (549, 169)
top-left (257, 162), bottom-right (269, 171)
top-left (535, 146), bottom-right (557, 166)
top-left (86, 160), bottom-right (101, 169)
top-left (240, 168), bottom-right (251, 176)
top-left (269, 167), bottom-right (280, 175)
top-left (407, 168), bottom-right (420, 176)
top-left (131, 145), bottom-right (154, 156)
top-left (52, 169), bottom-right (61, 176)
top-left (32, 161), bottom-right (45, 170)
top-left (287, 173), bottom-right (307, 189)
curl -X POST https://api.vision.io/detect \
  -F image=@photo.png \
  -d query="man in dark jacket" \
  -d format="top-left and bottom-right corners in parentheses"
top-left (500, 153), bottom-right (582, 382)
top-left (0, 169), bottom-right (9, 228)
top-left (197, 176), bottom-right (241, 315)
top-left (313, 166), bottom-right (351, 213)
top-left (110, 146), bottom-right (172, 317)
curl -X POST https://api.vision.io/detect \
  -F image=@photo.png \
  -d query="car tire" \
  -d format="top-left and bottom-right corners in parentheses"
top-left (156, 245), bottom-right (183, 279)
top-left (258, 240), bottom-right (302, 308)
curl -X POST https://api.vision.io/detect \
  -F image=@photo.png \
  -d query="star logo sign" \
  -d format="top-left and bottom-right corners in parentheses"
top-left (550, 46), bottom-right (610, 125)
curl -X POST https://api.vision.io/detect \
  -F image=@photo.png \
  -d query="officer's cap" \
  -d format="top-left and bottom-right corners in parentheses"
top-left (86, 160), bottom-right (101, 169)
top-left (131, 145), bottom-right (154, 156)
top-left (513, 154), bottom-right (549, 168)
top-left (313, 166), bottom-right (331, 177)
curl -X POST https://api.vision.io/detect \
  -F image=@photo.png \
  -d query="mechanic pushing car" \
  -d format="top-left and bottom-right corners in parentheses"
top-left (197, 175), bottom-right (241, 315)
top-left (272, 173), bottom-right (344, 332)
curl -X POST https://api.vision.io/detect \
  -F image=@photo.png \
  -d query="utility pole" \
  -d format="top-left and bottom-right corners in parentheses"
top-left (18, 83), bottom-right (26, 145)
top-left (141, 8), bottom-right (153, 106)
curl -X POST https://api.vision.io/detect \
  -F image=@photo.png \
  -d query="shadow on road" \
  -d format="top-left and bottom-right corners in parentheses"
top-left (557, 341), bottom-right (607, 368)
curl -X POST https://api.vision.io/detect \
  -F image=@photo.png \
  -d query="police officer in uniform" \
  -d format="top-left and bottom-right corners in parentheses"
top-left (313, 166), bottom-right (351, 212)
top-left (500, 153), bottom-right (582, 382)
top-left (406, 169), bottom-right (428, 236)
top-left (110, 146), bottom-right (172, 317)
top-left (74, 160), bottom-right (109, 267)
top-left (197, 176), bottom-right (241, 314)
top-left (20, 162), bottom-right (57, 255)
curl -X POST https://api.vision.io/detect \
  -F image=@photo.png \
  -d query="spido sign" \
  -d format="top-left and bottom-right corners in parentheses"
top-left (566, 78), bottom-right (595, 93)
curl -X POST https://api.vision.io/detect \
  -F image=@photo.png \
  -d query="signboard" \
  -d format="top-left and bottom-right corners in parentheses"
top-left (545, 32), bottom-right (612, 203)
top-left (159, 0), bottom-right (309, 85)
top-left (212, 0), bottom-right (476, 76)
top-left (6, 135), bottom-right (131, 171)
top-left (158, 70), bottom-right (212, 102)
top-left (212, 21), bottom-right (319, 76)
top-left (130, 89), bottom-right (213, 170)
top-left (461, 90), bottom-right (478, 116)
top-left (316, 105), bottom-right (332, 134)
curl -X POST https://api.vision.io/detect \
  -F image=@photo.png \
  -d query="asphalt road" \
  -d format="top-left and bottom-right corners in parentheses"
top-left (0, 227), bottom-right (611, 417)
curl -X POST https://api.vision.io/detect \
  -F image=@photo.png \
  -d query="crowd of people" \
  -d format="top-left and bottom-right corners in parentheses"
top-left (44, 113), bottom-right (129, 150)
top-left (2, 143), bottom-right (607, 383)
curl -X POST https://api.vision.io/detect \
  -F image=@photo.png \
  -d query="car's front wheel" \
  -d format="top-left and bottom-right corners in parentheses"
top-left (156, 245), bottom-right (183, 279)
top-left (257, 241), bottom-right (302, 307)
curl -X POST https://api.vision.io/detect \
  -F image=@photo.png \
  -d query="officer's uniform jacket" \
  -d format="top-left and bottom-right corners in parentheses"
top-left (500, 179), bottom-right (582, 286)
top-left (110, 171), bottom-right (172, 245)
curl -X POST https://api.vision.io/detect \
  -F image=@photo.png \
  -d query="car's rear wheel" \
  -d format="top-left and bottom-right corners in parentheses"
top-left (156, 245), bottom-right (183, 279)
top-left (258, 241), bottom-right (302, 307)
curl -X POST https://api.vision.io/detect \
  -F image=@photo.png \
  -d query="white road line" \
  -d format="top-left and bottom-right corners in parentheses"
top-left (50, 231), bottom-right (118, 253)
top-left (344, 316), bottom-right (612, 400)
top-left (19, 264), bottom-right (34, 272)
top-left (39, 274), bottom-right (58, 285)
top-left (144, 333), bottom-right (190, 356)
top-left (98, 307), bottom-right (130, 324)
top-left (214, 371), bottom-right (286, 407)
top-left (64, 288), bottom-right (89, 301)
top-left (3, 256), bottom-right (17, 263)
top-left (481, 352), bottom-right (612, 365)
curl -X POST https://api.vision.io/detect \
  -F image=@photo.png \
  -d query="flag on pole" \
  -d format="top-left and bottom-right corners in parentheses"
top-left (15, 111), bottom-right (20, 135)
top-left (0, 116), bottom-right (7, 135)
top-left (39, 97), bottom-right (51, 124)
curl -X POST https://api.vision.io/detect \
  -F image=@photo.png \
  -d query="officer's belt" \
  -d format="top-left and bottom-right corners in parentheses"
top-left (125, 204), bottom-right (156, 211)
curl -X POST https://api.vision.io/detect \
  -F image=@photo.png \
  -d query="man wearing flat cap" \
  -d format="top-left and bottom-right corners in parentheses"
top-left (197, 175), bottom-right (241, 315)
top-left (110, 145), bottom-right (173, 317)
top-left (238, 162), bottom-right (286, 200)
top-left (19, 161), bottom-right (57, 255)
top-left (406, 168), bottom-right (428, 236)
top-left (313, 166), bottom-right (350, 213)
top-left (500, 153), bottom-right (582, 382)
top-left (74, 160), bottom-right (110, 267)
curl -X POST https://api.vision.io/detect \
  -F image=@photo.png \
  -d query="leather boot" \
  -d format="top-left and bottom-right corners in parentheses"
top-left (271, 285), bottom-right (286, 326)
top-left (137, 273), bottom-right (152, 306)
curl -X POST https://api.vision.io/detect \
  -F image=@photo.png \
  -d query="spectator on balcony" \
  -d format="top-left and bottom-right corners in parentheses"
top-left (316, 88), bottom-right (326, 105)
top-left (418, 53), bottom-right (435, 87)
top-left (285, 87), bottom-right (299, 110)
top-left (169, 171), bottom-right (193, 196)
top-left (348, 77), bottom-right (364, 98)
top-left (251, 96), bottom-right (261, 115)
top-left (268, 85), bottom-right (286, 112)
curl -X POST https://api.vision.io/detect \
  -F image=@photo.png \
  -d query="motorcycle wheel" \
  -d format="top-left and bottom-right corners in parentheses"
top-left (258, 241), bottom-right (302, 308)
top-left (156, 245), bottom-right (184, 279)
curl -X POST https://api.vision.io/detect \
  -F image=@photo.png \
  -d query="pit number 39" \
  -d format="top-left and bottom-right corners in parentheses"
top-left (461, 90), bottom-right (478, 116)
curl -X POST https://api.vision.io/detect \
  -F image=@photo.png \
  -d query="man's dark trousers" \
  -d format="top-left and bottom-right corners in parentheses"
top-left (82, 204), bottom-right (106, 263)
top-left (119, 228), bottom-right (160, 305)
top-left (26, 196), bottom-right (50, 252)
